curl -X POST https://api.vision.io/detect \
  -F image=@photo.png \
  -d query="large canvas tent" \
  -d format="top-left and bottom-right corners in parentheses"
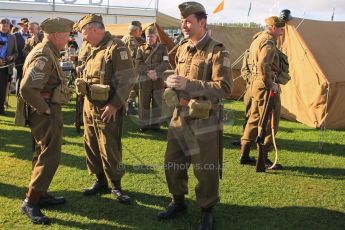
top-left (279, 18), bottom-right (345, 129)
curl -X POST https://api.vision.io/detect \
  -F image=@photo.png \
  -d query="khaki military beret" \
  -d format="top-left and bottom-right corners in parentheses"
top-left (131, 21), bottom-right (142, 29)
top-left (145, 26), bottom-right (157, 36)
top-left (41, 17), bottom-right (74, 33)
top-left (178, 1), bottom-right (206, 19)
top-left (265, 16), bottom-right (285, 28)
top-left (78, 14), bottom-right (103, 30)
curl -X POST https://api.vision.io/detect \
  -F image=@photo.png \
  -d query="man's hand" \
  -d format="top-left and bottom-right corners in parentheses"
top-left (165, 75), bottom-right (188, 90)
top-left (100, 104), bottom-right (117, 123)
top-left (147, 70), bottom-right (158, 81)
top-left (76, 66), bottom-right (84, 74)
top-left (33, 34), bottom-right (40, 43)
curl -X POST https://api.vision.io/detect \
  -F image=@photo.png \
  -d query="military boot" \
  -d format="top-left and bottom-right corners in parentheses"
top-left (111, 180), bottom-right (131, 204)
top-left (38, 193), bottom-right (66, 207)
top-left (83, 173), bottom-right (109, 195)
top-left (239, 141), bottom-right (256, 165)
top-left (20, 188), bottom-right (50, 225)
top-left (197, 207), bottom-right (215, 230)
top-left (265, 152), bottom-right (283, 170)
top-left (157, 195), bottom-right (187, 220)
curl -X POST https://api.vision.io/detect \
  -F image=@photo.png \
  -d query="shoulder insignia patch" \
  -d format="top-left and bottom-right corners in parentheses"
top-left (120, 51), bottom-right (129, 60)
top-left (35, 56), bottom-right (48, 71)
top-left (223, 57), bottom-right (230, 68)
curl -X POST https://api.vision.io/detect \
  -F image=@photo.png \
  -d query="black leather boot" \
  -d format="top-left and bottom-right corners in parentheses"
top-left (38, 193), bottom-right (66, 207)
top-left (21, 188), bottom-right (50, 225)
top-left (83, 173), bottom-right (109, 195)
top-left (265, 158), bottom-right (283, 170)
top-left (239, 142), bottom-right (256, 165)
top-left (197, 207), bottom-right (215, 230)
top-left (111, 180), bottom-right (131, 204)
top-left (157, 195), bottom-right (187, 220)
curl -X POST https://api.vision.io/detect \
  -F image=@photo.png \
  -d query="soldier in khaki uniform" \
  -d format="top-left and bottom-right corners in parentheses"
top-left (136, 26), bottom-right (170, 132)
top-left (19, 17), bottom-right (74, 225)
top-left (122, 21), bottom-right (145, 115)
top-left (23, 22), bottom-right (44, 57)
top-left (76, 14), bottom-right (136, 204)
top-left (158, 2), bottom-right (232, 229)
top-left (240, 16), bottom-right (285, 169)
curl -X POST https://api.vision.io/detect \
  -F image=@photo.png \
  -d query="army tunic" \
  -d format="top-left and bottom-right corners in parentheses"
top-left (241, 31), bottom-right (281, 152)
top-left (164, 34), bottom-right (232, 209)
top-left (20, 38), bottom-right (65, 192)
top-left (83, 31), bottom-right (136, 181)
top-left (136, 43), bottom-right (169, 127)
top-left (122, 35), bottom-right (145, 102)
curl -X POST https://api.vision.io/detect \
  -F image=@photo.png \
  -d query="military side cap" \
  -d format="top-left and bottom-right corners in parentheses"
top-left (131, 21), bottom-right (142, 29)
top-left (41, 17), bottom-right (74, 33)
top-left (265, 16), bottom-right (285, 28)
top-left (78, 14), bottom-right (103, 30)
top-left (145, 26), bottom-right (157, 36)
top-left (178, 1), bottom-right (206, 18)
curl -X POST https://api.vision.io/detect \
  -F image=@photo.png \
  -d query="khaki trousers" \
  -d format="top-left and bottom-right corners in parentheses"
top-left (29, 104), bottom-right (62, 192)
top-left (241, 76), bottom-right (281, 151)
top-left (83, 98), bottom-right (124, 181)
top-left (164, 108), bottom-right (221, 209)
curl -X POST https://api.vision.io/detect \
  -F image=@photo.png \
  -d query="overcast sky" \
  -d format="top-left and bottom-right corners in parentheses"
top-left (152, 0), bottom-right (345, 24)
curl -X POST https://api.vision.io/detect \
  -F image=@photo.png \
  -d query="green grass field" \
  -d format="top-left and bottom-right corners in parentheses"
top-left (1, 95), bottom-right (345, 230)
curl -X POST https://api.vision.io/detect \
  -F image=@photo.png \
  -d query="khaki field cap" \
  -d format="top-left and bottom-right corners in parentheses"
top-left (145, 26), bottom-right (157, 36)
top-left (131, 21), bottom-right (142, 29)
top-left (178, 1), bottom-right (206, 19)
top-left (40, 17), bottom-right (74, 33)
top-left (265, 16), bottom-right (285, 28)
top-left (78, 14), bottom-right (103, 31)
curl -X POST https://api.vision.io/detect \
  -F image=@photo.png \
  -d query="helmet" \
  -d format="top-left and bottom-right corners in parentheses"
top-left (280, 9), bottom-right (292, 21)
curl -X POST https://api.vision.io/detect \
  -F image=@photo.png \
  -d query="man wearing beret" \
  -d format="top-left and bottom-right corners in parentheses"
top-left (0, 18), bottom-right (18, 115)
top-left (239, 16), bottom-right (285, 170)
top-left (158, 2), bottom-right (232, 229)
top-left (122, 21), bottom-right (145, 115)
top-left (20, 17), bottom-right (74, 224)
top-left (136, 25), bottom-right (169, 132)
top-left (77, 14), bottom-right (136, 204)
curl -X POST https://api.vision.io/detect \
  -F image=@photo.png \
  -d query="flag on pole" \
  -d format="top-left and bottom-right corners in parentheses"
top-left (331, 8), bottom-right (335, 21)
top-left (247, 2), bottom-right (252, 17)
top-left (213, 0), bottom-right (224, 14)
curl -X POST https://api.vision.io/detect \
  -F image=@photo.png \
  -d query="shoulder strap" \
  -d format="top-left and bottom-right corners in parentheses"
top-left (100, 38), bottom-right (115, 84)
top-left (144, 43), bottom-right (161, 64)
top-left (202, 39), bottom-right (218, 81)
